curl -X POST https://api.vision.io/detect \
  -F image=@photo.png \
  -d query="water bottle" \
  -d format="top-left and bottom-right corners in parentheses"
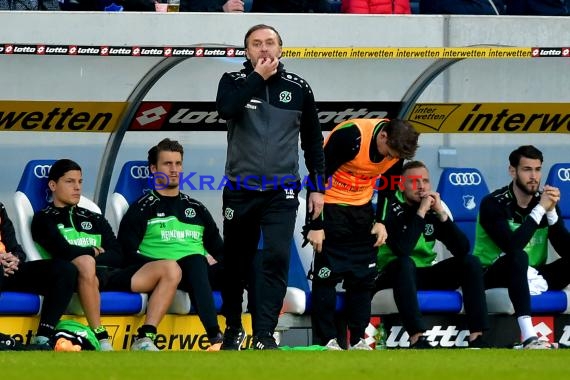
top-left (375, 323), bottom-right (387, 350)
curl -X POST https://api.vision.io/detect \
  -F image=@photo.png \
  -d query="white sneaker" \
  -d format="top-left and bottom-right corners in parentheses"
top-left (325, 338), bottom-right (343, 351)
top-left (31, 335), bottom-right (50, 345)
top-left (349, 338), bottom-right (373, 351)
top-left (98, 338), bottom-right (114, 351)
top-left (523, 337), bottom-right (553, 350)
top-left (131, 337), bottom-right (160, 351)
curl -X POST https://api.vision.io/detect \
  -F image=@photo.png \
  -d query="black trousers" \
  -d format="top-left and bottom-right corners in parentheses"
top-left (177, 255), bottom-right (221, 339)
top-left (0, 259), bottom-right (77, 331)
top-left (221, 186), bottom-right (299, 336)
top-left (311, 203), bottom-right (377, 346)
top-left (376, 255), bottom-right (489, 336)
top-left (484, 252), bottom-right (570, 316)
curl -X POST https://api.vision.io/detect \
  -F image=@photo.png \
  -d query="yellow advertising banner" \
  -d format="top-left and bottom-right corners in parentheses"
top-left (281, 47), bottom-right (532, 59)
top-left (0, 101), bottom-right (126, 132)
top-left (1, 314), bottom-right (252, 351)
top-left (407, 103), bottom-right (570, 133)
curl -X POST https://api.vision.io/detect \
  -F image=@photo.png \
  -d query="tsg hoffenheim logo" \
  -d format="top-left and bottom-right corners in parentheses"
top-left (462, 195), bottom-right (476, 210)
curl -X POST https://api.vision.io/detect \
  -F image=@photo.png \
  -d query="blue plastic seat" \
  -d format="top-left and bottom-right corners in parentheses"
top-left (545, 163), bottom-right (570, 230)
top-left (436, 167), bottom-right (490, 252)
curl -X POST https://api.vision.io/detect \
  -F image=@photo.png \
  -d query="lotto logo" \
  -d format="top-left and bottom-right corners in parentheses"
top-left (131, 103), bottom-right (171, 130)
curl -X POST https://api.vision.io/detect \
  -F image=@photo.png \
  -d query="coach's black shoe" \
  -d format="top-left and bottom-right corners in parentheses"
top-left (409, 336), bottom-right (434, 349)
top-left (221, 326), bottom-right (246, 351)
top-left (252, 332), bottom-right (278, 350)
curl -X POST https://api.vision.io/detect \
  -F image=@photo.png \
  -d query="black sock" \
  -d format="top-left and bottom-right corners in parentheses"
top-left (206, 326), bottom-right (222, 340)
top-left (137, 325), bottom-right (157, 339)
top-left (36, 323), bottom-right (55, 339)
top-left (93, 326), bottom-right (109, 341)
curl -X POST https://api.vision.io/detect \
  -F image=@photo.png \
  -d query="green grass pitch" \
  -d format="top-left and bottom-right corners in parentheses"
top-left (1, 350), bottom-right (569, 380)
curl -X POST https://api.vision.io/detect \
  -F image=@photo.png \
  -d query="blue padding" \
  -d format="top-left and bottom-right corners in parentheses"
top-left (100, 291), bottom-right (143, 314)
top-left (417, 290), bottom-right (463, 313)
top-left (335, 292), bottom-right (345, 312)
top-left (16, 160), bottom-right (56, 212)
top-left (546, 163), bottom-right (570, 219)
top-left (113, 160), bottom-right (152, 205)
top-left (212, 291), bottom-right (223, 312)
top-left (530, 291), bottom-right (567, 314)
top-left (0, 291), bottom-right (41, 314)
top-left (189, 291), bottom-right (223, 314)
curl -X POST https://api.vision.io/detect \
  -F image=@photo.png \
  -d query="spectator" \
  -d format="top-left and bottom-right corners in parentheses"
top-left (342, 0), bottom-right (411, 13)
top-left (473, 145), bottom-right (570, 349)
top-left (216, 24), bottom-right (325, 350)
top-left (181, 0), bottom-right (244, 12)
top-left (420, 0), bottom-right (504, 14)
top-left (31, 159), bottom-right (181, 351)
top-left (505, 0), bottom-right (568, 15)
top-left (376, 161), bottom-right (490, 349)
top-left (251, 0), bottom-right (331, 12)
top-left (306, 118), bottom-right (419, 350)
top-left (1, 202), bottom-right (77, 350)
top-left (118, 138), bottom-right (225, 351)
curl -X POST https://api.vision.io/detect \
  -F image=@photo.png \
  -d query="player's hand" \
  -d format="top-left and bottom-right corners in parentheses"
top-left (255, 57), bottom-right (279, 80)
top-left (222, 0), bottom-right (244, 12)
top-left (371, 222), bottom-right (387, 247)
top-left (307, 229), bottom-right (325, 253)
top-left (308, 192), bottom-right (324, 220)
top-left (540, 185), bottom-right (560, 211)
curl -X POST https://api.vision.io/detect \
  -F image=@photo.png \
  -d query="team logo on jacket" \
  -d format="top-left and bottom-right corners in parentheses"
top-left (318, 267), bottom-right (331, 279)
top-left (424, 224), bottom-right (434, 236)
top-left (185, 208), bottom-right (196, 218)
top-left (224, 207), bottom-right (234, 220)
top-left (81, 221), bottom-right (92, 230)
top-left (279, 91), bottom-right (292, 103)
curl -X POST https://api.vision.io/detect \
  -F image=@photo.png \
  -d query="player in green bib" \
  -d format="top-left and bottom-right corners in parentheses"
top-left (118, 139), bottom-right (224, 350)
top-left (473, 145), bottom-right (570, 349)
top-left (376, 161), bottom-right (489, 348)
top-left (32, 159), bottom-right (182, 351)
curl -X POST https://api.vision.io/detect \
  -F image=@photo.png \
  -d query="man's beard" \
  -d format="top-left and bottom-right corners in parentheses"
top-left (514, 177), bottom-right (539, 196)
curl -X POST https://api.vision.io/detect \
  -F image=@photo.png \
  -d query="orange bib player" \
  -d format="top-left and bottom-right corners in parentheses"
top-left (306, 118), bottom-right (419, 350)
